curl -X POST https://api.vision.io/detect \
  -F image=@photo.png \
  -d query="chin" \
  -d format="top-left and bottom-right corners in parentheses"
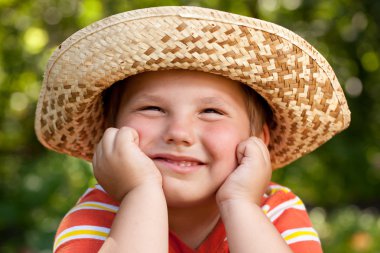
top-left (161, 176), bottom-right (220, 209)
top-left (164, 189), bottom-right (217, 209)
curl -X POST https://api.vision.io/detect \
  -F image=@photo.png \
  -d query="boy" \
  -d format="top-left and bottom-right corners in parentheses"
top-left (35, 6), bottom-right (350, 253)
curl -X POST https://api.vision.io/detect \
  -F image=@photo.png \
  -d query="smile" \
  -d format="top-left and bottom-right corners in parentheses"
top-left (150, 154), bottom-right (205, 174)
top-left (161, 159), bottom-right (200, 167)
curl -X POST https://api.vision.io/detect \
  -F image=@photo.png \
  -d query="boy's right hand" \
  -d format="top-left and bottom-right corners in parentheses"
top-left (92, 127), bottom-right (162, 201)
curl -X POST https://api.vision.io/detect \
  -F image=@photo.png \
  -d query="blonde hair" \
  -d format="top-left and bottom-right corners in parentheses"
top-left (103, 79), bottom-right (124, 128)
top-left (239, 84), bottom-right (274, 136)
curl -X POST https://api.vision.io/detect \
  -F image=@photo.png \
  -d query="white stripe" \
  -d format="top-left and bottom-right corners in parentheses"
top-left (54, 225), bottom-right (110, 252)
top-left (281, 227), bottom-right (317, 237)
top-left (56, 225), bottom-right (110, 238)
top-left (79, 186), bottom-right (97, 200)
top-left (265, 197), bottom-right (305, 222)
top-left (78, 185), bottom-right (107, 201)
top-left (80, 187), bottom-right (93, 198)
top-left (95, 184), bottom-right (106, 192)
top-left (267, 184), bottom-right (290, 193)
top-left (54, 234), bottom-right (107, 252)
top-left (267, 204), bottom-right (305, 223)
top-left (261, 204), bottom-right (270, 213)
top-left (281, 227), bottom-right (320, 245)
top-left (286, 235), bottom-right (320, 245)
top-left (66, 201), bottom-right (119, 215)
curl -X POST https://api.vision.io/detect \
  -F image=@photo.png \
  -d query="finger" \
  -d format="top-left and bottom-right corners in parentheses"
top-left (93, 129), bottom-right (111, 165)
top-left (114, 127), bottom-right (140, 152)
top-left (102, 127), bottom-right (119, 155)
top-left (236, 137), bottom-right (260, 159)
top-left (252, 137), bottom-right (271, 167)
top-left (93, 128), bottom-right (118, 170)
top-left (236, 140), bottom-right (248, 163)
top-left (237, 137), bottom-right (269, 167)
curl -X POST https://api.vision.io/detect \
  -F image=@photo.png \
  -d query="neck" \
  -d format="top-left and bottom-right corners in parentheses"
top-left (168, 198), bottom-right (220, 249)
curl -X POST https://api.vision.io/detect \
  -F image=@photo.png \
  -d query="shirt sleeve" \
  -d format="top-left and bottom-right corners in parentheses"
top-left (53, 185), bottom-right (119, 253)
top-left (261, 183), bottom-right (323, 253)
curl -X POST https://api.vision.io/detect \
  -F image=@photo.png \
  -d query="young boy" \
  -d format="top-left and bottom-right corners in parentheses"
top-left (35, 6), bottom-right (351, 253)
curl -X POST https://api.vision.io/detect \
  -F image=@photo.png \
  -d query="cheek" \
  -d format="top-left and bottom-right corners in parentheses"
top-left (117, 117), bottom-right (158, 149)
top-left (203, 124), bottom-right (248, 167)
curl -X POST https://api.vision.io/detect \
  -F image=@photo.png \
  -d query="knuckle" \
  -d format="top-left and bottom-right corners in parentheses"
top-left (104, 127), bottom-right (117, 136)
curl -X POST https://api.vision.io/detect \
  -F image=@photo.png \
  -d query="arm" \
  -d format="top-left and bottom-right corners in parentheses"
top-left (93, 127), bottom-right (168, 253)
top-left (219, 199), bottom-right (292, 253)
top-left (216, 137), bottom-right (293, 253)
top-left (100, 182), bottom-right (168, 253)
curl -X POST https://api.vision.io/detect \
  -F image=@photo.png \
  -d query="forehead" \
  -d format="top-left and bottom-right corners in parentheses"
top-left (120, 70), bottom-right (248, 103)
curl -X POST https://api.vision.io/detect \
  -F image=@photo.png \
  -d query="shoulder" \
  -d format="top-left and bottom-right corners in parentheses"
top-left (262, 182), bottom-right (303, 210)
top-left (261, 182), bottom-right (308, 225)
top-left (53, 185), bottom-right (119, 253)
top-left (262, 182), bottom-right (323, 253)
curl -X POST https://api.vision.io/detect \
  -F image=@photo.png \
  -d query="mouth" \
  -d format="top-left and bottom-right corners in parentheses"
top-left (155, 158), bottom-right (201, 167)
top-left (150, 154), bottom-right (205, 174)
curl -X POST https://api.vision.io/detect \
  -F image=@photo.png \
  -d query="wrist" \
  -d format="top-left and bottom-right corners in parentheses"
top-left (218, 197), bottom-right (259, 208)
top-left (121, 180), bottom-right (164, 200)
top-left (110, 171), bottom-right (163, 202)
top-left (216, 190), bottom-right (262, 207)
top-left (218, 198), bottom-right (263, 220)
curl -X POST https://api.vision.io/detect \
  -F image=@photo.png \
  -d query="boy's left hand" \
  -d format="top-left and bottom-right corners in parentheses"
top-left (216, 136), bottom-right (272, 205)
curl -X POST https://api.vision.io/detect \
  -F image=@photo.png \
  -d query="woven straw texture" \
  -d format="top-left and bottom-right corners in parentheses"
top-left (35, 6), bottom-right (350, 169)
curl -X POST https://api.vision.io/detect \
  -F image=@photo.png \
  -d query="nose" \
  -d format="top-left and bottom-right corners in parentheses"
top-left (163, 115), bottom-right (195, 146)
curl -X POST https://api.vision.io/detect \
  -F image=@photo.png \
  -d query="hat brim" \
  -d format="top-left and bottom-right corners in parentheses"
top-left (35, 6), bottom-right (350, 169)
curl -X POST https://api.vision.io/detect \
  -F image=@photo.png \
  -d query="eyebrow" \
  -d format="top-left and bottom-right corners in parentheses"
top-left (197, 97), bottom-right (228, 107)
top-left (128, 94), bottom-right (165, 104)
top-left (126, 94), bottom-right (231, 111)
top-left (131, 94), bottom-right (227, 103)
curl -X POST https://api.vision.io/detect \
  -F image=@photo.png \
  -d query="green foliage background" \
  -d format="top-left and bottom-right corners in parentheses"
top-left (1, 0), bottom-right (380, 252)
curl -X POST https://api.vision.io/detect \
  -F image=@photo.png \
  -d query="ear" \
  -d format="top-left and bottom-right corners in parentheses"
top-left (259, 123), bottom-right (271, 146)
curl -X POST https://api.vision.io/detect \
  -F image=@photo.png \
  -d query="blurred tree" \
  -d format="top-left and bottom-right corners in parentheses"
top-left (0, 0), bottom-right (379, 252)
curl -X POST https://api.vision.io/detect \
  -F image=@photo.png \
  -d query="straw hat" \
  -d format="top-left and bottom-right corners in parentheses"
top-left (35, 6), bottom-right (350, 169)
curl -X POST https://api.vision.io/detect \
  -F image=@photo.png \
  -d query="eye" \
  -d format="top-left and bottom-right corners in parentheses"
top-left (137, 106), bottom-right (165, 116)
top-left (202, 108), bottom-right (223, 115)
top-left (199, 108), bottom-right (226, 121)
top-left (140, 106), bottom-right (163, 112)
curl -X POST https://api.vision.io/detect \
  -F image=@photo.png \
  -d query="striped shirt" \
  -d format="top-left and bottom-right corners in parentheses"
top-left (54, 183), bottom-right (322, 252)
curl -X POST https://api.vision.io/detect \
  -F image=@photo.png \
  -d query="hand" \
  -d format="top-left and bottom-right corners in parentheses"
top-left (216, 137), bottom-right (272, 205)
top-left (92, 127), bottom-right (162, 201)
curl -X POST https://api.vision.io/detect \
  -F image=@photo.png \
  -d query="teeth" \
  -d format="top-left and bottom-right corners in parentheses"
top-left (165, 159), bottom-right (198, 167)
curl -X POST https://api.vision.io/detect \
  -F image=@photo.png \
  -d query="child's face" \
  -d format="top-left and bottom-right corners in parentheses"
top-left (116, 70), bottom-right (251, 207)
